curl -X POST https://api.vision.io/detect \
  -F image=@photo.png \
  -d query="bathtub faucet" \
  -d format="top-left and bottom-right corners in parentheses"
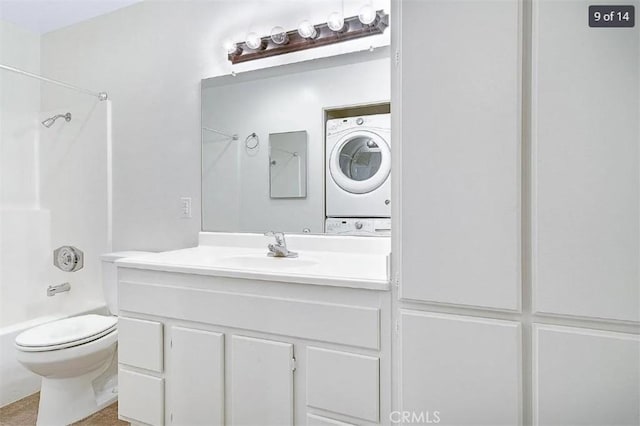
top-left (47, 282), bottom-right (71, 297)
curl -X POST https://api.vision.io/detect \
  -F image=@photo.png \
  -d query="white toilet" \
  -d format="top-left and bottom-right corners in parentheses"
top-left (14, 251), bottom-right (148, 426)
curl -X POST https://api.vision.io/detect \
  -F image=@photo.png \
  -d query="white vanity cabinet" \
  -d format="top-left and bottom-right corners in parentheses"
top-left (116, 266), bottom-right (391, 426)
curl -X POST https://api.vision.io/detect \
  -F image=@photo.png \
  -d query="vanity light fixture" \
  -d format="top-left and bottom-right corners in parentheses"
top-left (327, 12), bottom-right (346, 32)
top-left (358, 4), bottom-right (378, 25)
top-left (245, 32), bottom-right (265, 50)
top-left (226, 9), bottom-right (388, 64)
top-left (223, 40), bottom-right (242, 55)
top-left (297, 20), bottom-right (319, 39)
top-left (270, 26), bottom-right (289, 45)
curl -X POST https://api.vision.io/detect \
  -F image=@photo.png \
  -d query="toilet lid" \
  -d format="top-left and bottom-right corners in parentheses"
top-left (15, 314), bottom-right (117, 349)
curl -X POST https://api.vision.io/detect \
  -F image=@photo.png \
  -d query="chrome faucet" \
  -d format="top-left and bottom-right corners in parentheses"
top-left (264, 231), bottom-right (298, 258)
top-left (47, 282), bottom-right (71, 297)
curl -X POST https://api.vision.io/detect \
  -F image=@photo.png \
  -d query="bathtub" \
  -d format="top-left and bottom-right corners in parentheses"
top-left (0, 305), bottom-right (108, 407)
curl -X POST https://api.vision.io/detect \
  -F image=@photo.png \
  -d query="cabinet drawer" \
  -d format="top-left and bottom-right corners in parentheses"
top-left (307, 347), bottom-right (379, 422)
top-left (118, 317), bottom-right (163, 372)
top-left (119, 368), bottom-right (164, 426)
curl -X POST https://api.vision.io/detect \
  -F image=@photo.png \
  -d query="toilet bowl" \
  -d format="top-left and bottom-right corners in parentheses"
top-left (14, 251), bottom-right (149, 426)
top-left (16, 315), bottom-right (118, 425)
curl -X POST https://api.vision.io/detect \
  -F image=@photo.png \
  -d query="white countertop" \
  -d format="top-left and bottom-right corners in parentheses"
top-left (116, 232), bottom-right (391, 291)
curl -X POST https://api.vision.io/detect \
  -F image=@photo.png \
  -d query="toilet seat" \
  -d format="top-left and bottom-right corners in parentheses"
top-left (16, 314), bottom-right (117, 352)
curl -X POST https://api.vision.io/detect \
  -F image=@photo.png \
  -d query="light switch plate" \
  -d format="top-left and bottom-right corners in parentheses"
top-left (180, 197), bottom-right (192, 219)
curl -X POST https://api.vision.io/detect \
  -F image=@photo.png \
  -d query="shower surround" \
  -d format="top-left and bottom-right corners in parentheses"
top-left (0, 19), bottom-right (112, 406)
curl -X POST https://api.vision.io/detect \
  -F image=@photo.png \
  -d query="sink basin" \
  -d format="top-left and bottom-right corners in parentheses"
top-left (217, 254), bottom-right (318, 271)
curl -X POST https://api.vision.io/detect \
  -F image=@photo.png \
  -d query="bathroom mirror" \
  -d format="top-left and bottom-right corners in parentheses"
top-left (269, 131), bottom-right (307, 199)
top-left (201, 48), bottom-right (391, 235)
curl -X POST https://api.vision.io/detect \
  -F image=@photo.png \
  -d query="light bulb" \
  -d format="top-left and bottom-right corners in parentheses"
top-left (358, 5), bottom-right (377, 25)
top-left (327, 12), bottom-right (345, 31)
top-left (223, 40), bottom-right (239, 55)
top-left (270, 26), bottom-right (288, 45)
top-left (297, 20), bottom-right (317, 39)
top-left (245, 32), bottom-right (263, 50)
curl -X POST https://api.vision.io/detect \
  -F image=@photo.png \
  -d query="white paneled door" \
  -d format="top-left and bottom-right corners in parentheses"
top-left (400, 311), bottom-right (522, 426)
top-left (169, 327), bottom-right (224, 426)
top-left (396, 0), bottom-right (522, 311)
top-left (533, 324), bottom-right (640, 425)
top-left (230, 335), bottom-right (294, 425)
top-left (532, 0), bottom-right (640, 322)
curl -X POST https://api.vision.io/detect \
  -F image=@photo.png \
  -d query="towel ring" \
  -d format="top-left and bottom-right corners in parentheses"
top-left (245, 133), bottom-right (259, 150)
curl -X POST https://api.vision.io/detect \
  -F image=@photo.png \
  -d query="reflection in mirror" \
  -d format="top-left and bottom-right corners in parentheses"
top-left (201, 49), bottom-right (391, 235)
top-left (270, 131), bottom-right (307, 199)
top-left (339, 136), bottom-right (382, 181)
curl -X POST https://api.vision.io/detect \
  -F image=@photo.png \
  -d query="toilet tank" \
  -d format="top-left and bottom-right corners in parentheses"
top-left (100, 251), bottom-right (151, 315)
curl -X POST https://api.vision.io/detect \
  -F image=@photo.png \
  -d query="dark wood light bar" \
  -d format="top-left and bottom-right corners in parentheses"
top-left (228, 10), bottom-right (389, 64)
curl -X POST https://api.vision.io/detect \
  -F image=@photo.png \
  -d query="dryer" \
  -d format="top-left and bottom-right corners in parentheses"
top-left (325, 113), bottom-right (391, 218)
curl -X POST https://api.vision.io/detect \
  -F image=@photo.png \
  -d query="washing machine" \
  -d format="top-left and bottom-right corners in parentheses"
top-left (325, 113), bottom-right (391, 219)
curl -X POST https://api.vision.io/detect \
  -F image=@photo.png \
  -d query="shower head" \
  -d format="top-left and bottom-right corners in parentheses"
top-left (42, 112), bottom-right (71, 128)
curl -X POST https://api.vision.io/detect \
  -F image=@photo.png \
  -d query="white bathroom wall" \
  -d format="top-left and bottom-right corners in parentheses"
top-left (0, 20), bottom-right (40, 208)
top-left (0, 19), bottom-right (48, 407)
top-left (40, 0), bottom-right (390, 251)
top-left (0, 19), bottom-right (51, 327)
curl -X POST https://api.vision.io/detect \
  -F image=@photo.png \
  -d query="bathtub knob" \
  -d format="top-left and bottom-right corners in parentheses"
top-left (53, 246), bottom-right (84, 272)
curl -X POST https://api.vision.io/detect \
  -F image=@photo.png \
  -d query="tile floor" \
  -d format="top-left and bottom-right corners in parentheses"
top-left (0, 393), bottom-right (128, 426)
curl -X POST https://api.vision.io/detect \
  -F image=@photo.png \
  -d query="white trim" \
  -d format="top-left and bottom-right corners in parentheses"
top-left (106, 100), bottom-right (113, 252)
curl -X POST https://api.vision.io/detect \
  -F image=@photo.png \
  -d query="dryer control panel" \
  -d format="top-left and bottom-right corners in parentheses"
top-left (326, 115), bottom-right (388, 136)
top-left (325, 218), bottom-right (391, 236)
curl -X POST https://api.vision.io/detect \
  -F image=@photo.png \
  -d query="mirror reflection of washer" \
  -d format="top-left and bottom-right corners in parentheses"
top-left (325, 113), bottom-right (391, 235)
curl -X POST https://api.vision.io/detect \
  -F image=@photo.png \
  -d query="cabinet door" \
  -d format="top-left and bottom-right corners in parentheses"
top-left (533, 324), bottom-right (640, 426)
top-left (400, 310), bottom-right (521, 425)
top-left (396, 0), bottom-right (522, 310)
top-left (169, 327), bottom-right (224, 426)
top-left (230, 335), bottom-right (294, 425)
top-left (307, 347), bottom-right (379, 422)
top-left (532, 0), bottom-right (640, 322)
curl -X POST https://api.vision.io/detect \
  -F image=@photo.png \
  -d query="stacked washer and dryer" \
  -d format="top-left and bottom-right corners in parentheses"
top-left (325, 113), bottom-right (391, 236)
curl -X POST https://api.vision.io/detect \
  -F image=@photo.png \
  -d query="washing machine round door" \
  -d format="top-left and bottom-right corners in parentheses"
top-left (329, 130), bottom-right (391, 194)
